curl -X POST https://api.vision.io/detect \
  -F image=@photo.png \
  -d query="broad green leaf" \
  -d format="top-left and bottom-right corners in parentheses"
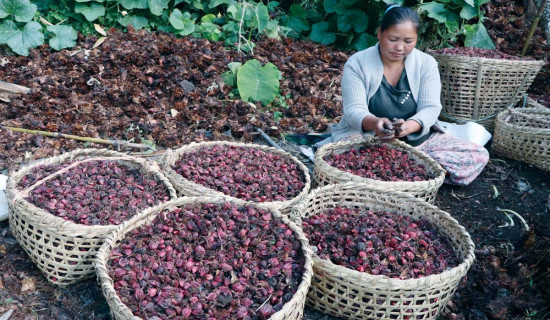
top-left (337, 9), bottom-right (368, 33)
top-left (0, 0), bottom-right (37, 22)
top-left (264, 20), bottom-right (281, 38)
top-left (120, 0), bottom-right (148, 10)
top-left (75, 2), bottom-right (105, 22)
top-left (227, 4), bottom-right (237, 19)
top-left (460, 3), bottom-right (478, 20)
top-left (221, 71), bottom-right (236, 86)
top-left (47, 25), bottom-right (77, 50)
top-left (324, 0), bottom-right (345, 15)
top-left (341, 0), bottom-right (361, 5)
top-left (464, 23), bottom-right (495, 49)
top-left (201, 14), bottom-right (216, 23)
top-left (445, 19), bottom-right (459, 33)
top-left (309, 22), bottom-right (336, 45)
top-left (464, 0), bottom-right (475, 6)
top-left (267, 1), bottom-right (279, 11)
top-left (306, 8), bottom-right (323, 23)
top-left (4, 21), bottom-right (43, 56)
top-left (255, 3), bottom-right (269, 33)
top-left (192, 0), bottom-right (203, 10)
top-left (119, 15), bottom-right (148, 30)
top-left (0, 19), bottom-right (17, 43)
top-left (169, 8), bottom-right (195, 34)
top-left (75, 0), bottom-right (105, 2)
top-left (228, 61), bottom-right (242, 74)
top-left (148, 0), bottom-right (169, 16)
top-left (237, 59), bottom-right (280, 106)
top-left (381, 0), bottom-right (404, 4)
top-left (209, 0), bottom-right (232, 8)
top-left (421, 2), bottom-right (449, 23)
top-left (285, 4), bottom-right (309, 33)
top-left (475, 0), bottom-right (490, 5)
top-left (354, 33), bottom-right (377, 51)
top-left (198, 22), bottom-right (221, 41)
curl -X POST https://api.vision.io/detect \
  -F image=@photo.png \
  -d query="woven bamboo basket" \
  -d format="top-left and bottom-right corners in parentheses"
top-left (6, 149), bottom-right (177, 286)
top-left (431, 53), bottom-right (545, 132)
top-left (95, 196), bottom-right (314, 320)
top-left (290, 182), bottom-right (475, 320)
top-left (314, 137), bottom-right (446, 204)
top-left (492, 107), bottom-right (550, 172)
top-left (159, 141), bottom-right (311, 214)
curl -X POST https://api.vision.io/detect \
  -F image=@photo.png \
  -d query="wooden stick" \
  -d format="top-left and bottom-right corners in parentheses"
top-left (0, 125), bottom-right (156, 151)
top-left (521, 0), bottom-right (549, 55)
top-left (0, 80), bottom-right (30, 94)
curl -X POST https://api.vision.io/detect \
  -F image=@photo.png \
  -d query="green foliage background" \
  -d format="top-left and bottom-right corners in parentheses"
top-left (0, 0), bottom-right (495, 56)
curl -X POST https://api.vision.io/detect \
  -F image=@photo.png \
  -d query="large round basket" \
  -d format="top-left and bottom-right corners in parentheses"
top-left (314, 137), bottom-right (446, 204)
top-left (492, 107), bottom-right (550, 172)
top-left (159, 141), bottom-right (311, 214)
top-left (6, 149), bottom-right (177, 286)
top-left (290, 182), bottom-right (475, 320)
top-left (431, 53), bottom-right (545, 132)
top-left (95, 196), bottom-right (314, 320)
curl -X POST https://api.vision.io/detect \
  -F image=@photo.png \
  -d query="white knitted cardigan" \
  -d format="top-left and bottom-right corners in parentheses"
top-left (330, 43), bottom-right (442, 143)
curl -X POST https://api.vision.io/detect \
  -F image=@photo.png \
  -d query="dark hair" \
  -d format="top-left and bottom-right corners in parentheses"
top-left (380, 5), bottom-right (419, 33)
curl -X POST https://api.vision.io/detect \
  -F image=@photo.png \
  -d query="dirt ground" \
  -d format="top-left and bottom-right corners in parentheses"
top-left (0, 0), bottom-right (549, 319)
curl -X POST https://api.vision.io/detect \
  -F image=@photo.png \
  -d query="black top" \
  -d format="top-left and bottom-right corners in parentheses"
top-left (368, 69), bottom-right (432, 147)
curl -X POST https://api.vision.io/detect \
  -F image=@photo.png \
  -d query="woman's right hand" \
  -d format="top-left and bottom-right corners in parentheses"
top-left (362, 116), bottom-right (395, 141)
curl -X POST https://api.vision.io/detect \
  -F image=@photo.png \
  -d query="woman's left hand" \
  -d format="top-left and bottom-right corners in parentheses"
top-left (392, 119), bottom-right (421, 138)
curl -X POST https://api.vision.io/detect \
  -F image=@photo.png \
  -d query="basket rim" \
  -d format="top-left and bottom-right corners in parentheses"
top-left (94, 196), bottom-right (315, 320)
top-left (315, 137), bottom-right (446, 188)
top-left (495, 108), bottom-right (550, 134)
top-left (428, 51), bottom-right (546, 66)
top-left (291, 181), bottom-right (476, 289)
top-left (159, 140), bottom-right (312, 210)
top-left (6, 148), bottom-right (178, 234)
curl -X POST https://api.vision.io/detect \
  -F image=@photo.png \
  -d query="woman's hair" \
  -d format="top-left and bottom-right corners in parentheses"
top-left (380, 5), bottom-right (419, 33)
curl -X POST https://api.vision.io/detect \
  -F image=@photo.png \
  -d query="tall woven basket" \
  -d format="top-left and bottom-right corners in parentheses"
top-left (431, 53), bottom-right (545, 131)
top-left (492, 107), bottom-right (550, 172)
top-left (291, 182), bottom-right (475, 320)
top-left (314, 137), bottom-right (446, 204)
top-left (159, 141), bottom-right (311, 214)
top-left (95, 196), bottom-right (314, 320)
top-left (6, 149), bottom-right (177, 286)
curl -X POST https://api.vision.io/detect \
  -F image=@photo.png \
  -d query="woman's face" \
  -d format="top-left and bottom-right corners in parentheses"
top-left (377, 21), bottom-right (418, 63)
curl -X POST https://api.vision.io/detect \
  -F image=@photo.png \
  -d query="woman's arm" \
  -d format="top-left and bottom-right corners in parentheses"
top-left (407, 57), bottom-right (442, 140)
top-left (340, 59), bottom-right (373, 133)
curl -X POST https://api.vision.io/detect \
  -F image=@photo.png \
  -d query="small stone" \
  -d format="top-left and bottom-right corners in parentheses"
top-left (179, 80), bottom-right (195, 93)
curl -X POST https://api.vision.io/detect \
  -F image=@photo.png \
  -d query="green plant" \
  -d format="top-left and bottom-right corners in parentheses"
top-left (419, 0), bottom-right (494, 49)
top-left (124, 123), bottom-right (156, 153)
top-left (221, 59), bottom-right (281, 106)
top-left (0, 0), bottom-right (44, 55)
top-left (283, 0), bottom-right (494, 51)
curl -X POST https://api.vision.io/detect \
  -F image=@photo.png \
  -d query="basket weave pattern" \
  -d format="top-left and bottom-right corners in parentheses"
top-left (432, 54), bottom-right (545, 131)
top-left (314, 137), bottom-right (445, 204)
top-left (95, 196), bottom-right (314, 320)
top-left (6, 149), bottom-right (177, 286)
top-left (291, 182), bottom-right (475, 320)
top-left (159, 141), bottom-right (311, 214)
top-left (492, 107), bottom-right (550, 172)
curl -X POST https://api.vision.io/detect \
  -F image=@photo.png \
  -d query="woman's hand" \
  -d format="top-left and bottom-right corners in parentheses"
top-left (362, 116), bottom-right (395, 141)
top-left (392, 118), bottom-right (422, 138)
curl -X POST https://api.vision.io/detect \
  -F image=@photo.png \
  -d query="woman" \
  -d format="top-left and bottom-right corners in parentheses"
top-left (328, 4), bottom-right (489, 185)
